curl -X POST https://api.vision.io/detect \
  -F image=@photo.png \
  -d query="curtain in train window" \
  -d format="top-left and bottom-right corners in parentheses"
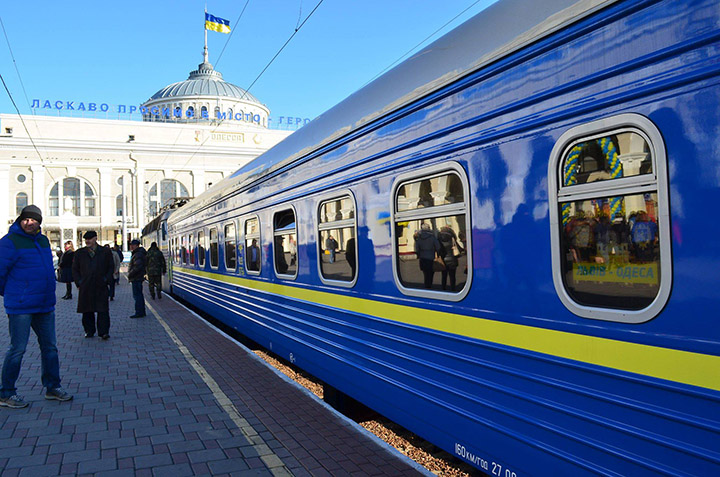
top-left (394, 171), bottom-right (468, 293)
top-left (318, 196), bottom-right (356, 282)
top-left (558, 130), bottom-right (661, 311)
top-left (188, 234), bottom-right (195, 265)
top-left (209, 228), bottom-right (219, 268)
top-left (244, 217), bottom-right (261, 273)
top-left (225, 223), bottom-right (237, 271)
top-left (273, 209), bottom-right (297, 277)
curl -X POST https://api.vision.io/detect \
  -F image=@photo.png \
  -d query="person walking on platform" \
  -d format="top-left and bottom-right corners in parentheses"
top-left (0, 205), bottom-right (73, 408)
top-left (58, 240), bottom-right (75, 299)
top-left (146, 242), bottom-right (166, 300)
top-left (106, 244), bottom-right (121, 301)
top-left (112, 244), bottom-right (123, 284)
top-left (73, 231), bottom-right (115, 340)
top-left (128, 239), bottom-right (147, 318)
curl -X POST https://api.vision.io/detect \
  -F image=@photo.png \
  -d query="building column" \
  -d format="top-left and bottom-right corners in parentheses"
top-left (31, 164), bottom-right (45, 212)
top-left (136, 167), bottom-right (145, 229)
top-left (0, 165), bottom-right (9, 236)
top-left (99, 167), bottom-right (113, 231)
top-left (192, 170), bottom-right (205, 198)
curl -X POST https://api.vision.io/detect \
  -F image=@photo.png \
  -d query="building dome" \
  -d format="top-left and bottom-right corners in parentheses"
top-left (149, 61), bottom-right (261, 104)
top-left (142, 59), bottom-right (269, 127)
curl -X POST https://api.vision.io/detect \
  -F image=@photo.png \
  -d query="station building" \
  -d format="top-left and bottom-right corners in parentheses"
top-left (0, 56), bottom-right (292, 250)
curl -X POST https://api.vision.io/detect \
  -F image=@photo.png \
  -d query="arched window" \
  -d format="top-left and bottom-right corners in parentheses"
top-left (116, 194), bottom-right (124, 216)
top-left (201, 106), bottom-right (208, 119)
top-left (15, 192), bottom-right (28, 216)
top-left (214, 106), bottom-right (221, 120)
top-left (48, 177), bottom-right (98, 216)
top-left (187, 106), bottom-right (195, 119)
top-left (148, 179), bottom-right (190, 217)
top-left (228, 108), bottom-right (233, 120)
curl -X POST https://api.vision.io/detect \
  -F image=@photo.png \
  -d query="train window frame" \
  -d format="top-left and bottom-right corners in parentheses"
top-left (209, 226), bottom-right (219, 269)
top-left (390, 162), bottom-right (472, 302)
top-left (548, 113), bottom-right (672, 323)
top-left (316, 191), bottom-right (358, 288)
top-left (272, 206), bottom-right (298, 280)
top-left (224, 221), bottom-right (237, 272)
top-left (243, 215), bottom-right (261, 275)
top-left (188, 233), bottom-right (195, 266)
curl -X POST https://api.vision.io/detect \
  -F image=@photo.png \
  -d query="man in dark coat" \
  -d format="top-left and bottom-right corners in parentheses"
top-left (145, 242), bottom-right (166, 300)
top-left (72, 231), bottom-right (114, 340)
top-left (127, 240), bottom-right (147, 318)
top-left (0, 205), bottom-right (72, 408)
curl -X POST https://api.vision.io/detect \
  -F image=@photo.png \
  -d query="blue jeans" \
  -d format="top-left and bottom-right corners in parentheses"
top-left (1, 312), bottom-right (61, 397)
top-left (131, 280), bottom-right (146, 315)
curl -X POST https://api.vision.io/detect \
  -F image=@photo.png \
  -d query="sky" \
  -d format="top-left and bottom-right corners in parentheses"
top-left (0, 0), bottom-right (499, 129)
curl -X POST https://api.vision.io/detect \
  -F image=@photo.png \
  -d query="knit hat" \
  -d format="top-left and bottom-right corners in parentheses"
top-left (18, 205), bottom-right (42, 224)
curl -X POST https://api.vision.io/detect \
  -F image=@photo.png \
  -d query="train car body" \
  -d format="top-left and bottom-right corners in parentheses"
top-left (164, 0), bottom-right (720, 474)
top-left (141, 208), bottom-right (173, 294)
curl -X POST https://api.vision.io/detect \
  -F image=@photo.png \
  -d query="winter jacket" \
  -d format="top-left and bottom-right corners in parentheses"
top-left (414, 230), bottom-right (440, 261)
top-left (72, 245), bottom-right (114, 313)
top-left (58, 250), bottom-right (75, 283)
top-left (128, 247), bottom-right (147, 282)
top-left (0, 222), bottom-right (56, 314)
top-left (146, 245), bottom-right (167, 276)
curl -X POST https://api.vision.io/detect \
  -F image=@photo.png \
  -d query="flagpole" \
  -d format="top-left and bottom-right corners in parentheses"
top-left (203, 8), bottom-right (209, 63)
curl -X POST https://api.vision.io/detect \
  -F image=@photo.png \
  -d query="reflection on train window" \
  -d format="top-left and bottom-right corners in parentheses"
top-left (551, 117), bottom-right (671, 322)
top-left (273, 209), bottom-right (297, 278)
top-left (396, 173), bottom-right (464, 212)
top-left (189, 233), bottom-right (195, 266)
top-left (209, 227), bottom-right (219, 268)
top-left (181, 235), bottom-right (188, 264)
top-left (198, 230), bottom-right (206, 267)
top-left (225, 222), bottom-right (237, 271)
top-left (318, 195), bottom-right (356, 283)
top-left (562, 131), bottom-right (653, 187)
top-left (560, 193), bottom-right (660, 309)
top-left (394, 169), bottom-right (469, 296)
top-left (244, 217), bottom-right (261, 274)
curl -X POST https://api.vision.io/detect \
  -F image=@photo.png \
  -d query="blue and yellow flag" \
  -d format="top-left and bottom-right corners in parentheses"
top-left (205, 13), bottom-right (231, 34)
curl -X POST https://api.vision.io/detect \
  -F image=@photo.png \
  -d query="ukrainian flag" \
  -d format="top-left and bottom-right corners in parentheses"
top-left (205, 13), bottom-right (231, 34)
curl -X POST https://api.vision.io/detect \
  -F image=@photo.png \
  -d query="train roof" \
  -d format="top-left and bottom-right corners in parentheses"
top-left (169, 0), bottom-right (615, 226)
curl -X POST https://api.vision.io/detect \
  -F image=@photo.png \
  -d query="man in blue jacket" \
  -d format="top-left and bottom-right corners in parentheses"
top-left (0, 205), bottom-right (72, 408)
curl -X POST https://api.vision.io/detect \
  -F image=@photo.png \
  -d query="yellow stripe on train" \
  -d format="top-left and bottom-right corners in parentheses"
top-left (173, 266), bottom-right (720, 392)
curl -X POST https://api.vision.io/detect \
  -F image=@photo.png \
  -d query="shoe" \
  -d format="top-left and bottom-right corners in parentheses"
top-left (129, 314), bottom-right (146, 318)
top-left (158, 294), bottom-right (162, 300)
top-left (85, 333), bottom-right (94, 338)
top-left (101, 334), bottom-right (110, 340)
top-left (45, 387), bottom-right (73, 401)
top-left (0, 395), bottom-right (28, 409)
top-left (150, 295), bottom-right (155, 300)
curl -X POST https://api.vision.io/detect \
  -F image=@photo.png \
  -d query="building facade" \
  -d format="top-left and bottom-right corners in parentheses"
top-left (0, 59), bottom-right (291, 250)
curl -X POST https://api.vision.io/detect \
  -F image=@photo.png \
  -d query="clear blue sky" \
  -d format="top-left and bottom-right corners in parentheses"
top-left (0, 0), bottom-right (499, 128)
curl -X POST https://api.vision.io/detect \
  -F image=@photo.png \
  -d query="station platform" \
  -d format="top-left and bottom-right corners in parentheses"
top-left (0, 276), bottom-right (427, 476)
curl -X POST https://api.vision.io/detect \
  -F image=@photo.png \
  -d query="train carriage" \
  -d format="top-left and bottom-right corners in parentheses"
top-left (160, 0), bottom-right (720, 474)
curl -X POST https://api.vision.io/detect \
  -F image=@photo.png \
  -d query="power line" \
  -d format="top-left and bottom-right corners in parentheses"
top-left (0, 16), bottom-right (32, 111)
top-left (215, 0), bottom-right (252, 68)
top-left (171, 0), bottom-right (325, 181)
top-left (361, 0), bottom-right (485, 89)
top-left (241, 0), bottom-right (324, 100)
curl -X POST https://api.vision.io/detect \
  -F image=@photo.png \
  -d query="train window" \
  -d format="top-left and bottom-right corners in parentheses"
top-left (198, 230), bottom-right (206, 267)
top-left (273, 208), bottom-right (297, 278)
top-left (188, 233), bottom-right (195, 266)
top-left (549, 114), bottom-right (671, 323)
top-left (181, 235), bottom-right (188, 264)
top-left (244, 216), bottom-right (261, 274)
top-left (318, 194), bottom-right (357, 285)
top-left (391, 163), bottom-right (471, 301)
top-left (225, 222), bottom-right (237, 271)
top-left (209, 227), bottom-right (219, 268)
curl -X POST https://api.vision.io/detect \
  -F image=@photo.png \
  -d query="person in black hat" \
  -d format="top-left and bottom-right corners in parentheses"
top-left (72, 231), bottom-right (115, 340)
top-left (0, 205), bottom-right (72, 408)
top-left (127, 239), bottom-right (147, 318)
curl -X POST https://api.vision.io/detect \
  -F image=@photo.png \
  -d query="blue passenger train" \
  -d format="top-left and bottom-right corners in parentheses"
top-left (146, 0), bottom-right (720, 474)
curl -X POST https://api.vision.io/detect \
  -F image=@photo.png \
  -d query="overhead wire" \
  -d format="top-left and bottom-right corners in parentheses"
top-left (0, 15), bottom-right (56, 184)
top-left (214, 0), bottom-right (252, 69)
top-left (171, 0), bottom-right (325, 181)
top-left (361, 0), bottom-right (485, 89)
